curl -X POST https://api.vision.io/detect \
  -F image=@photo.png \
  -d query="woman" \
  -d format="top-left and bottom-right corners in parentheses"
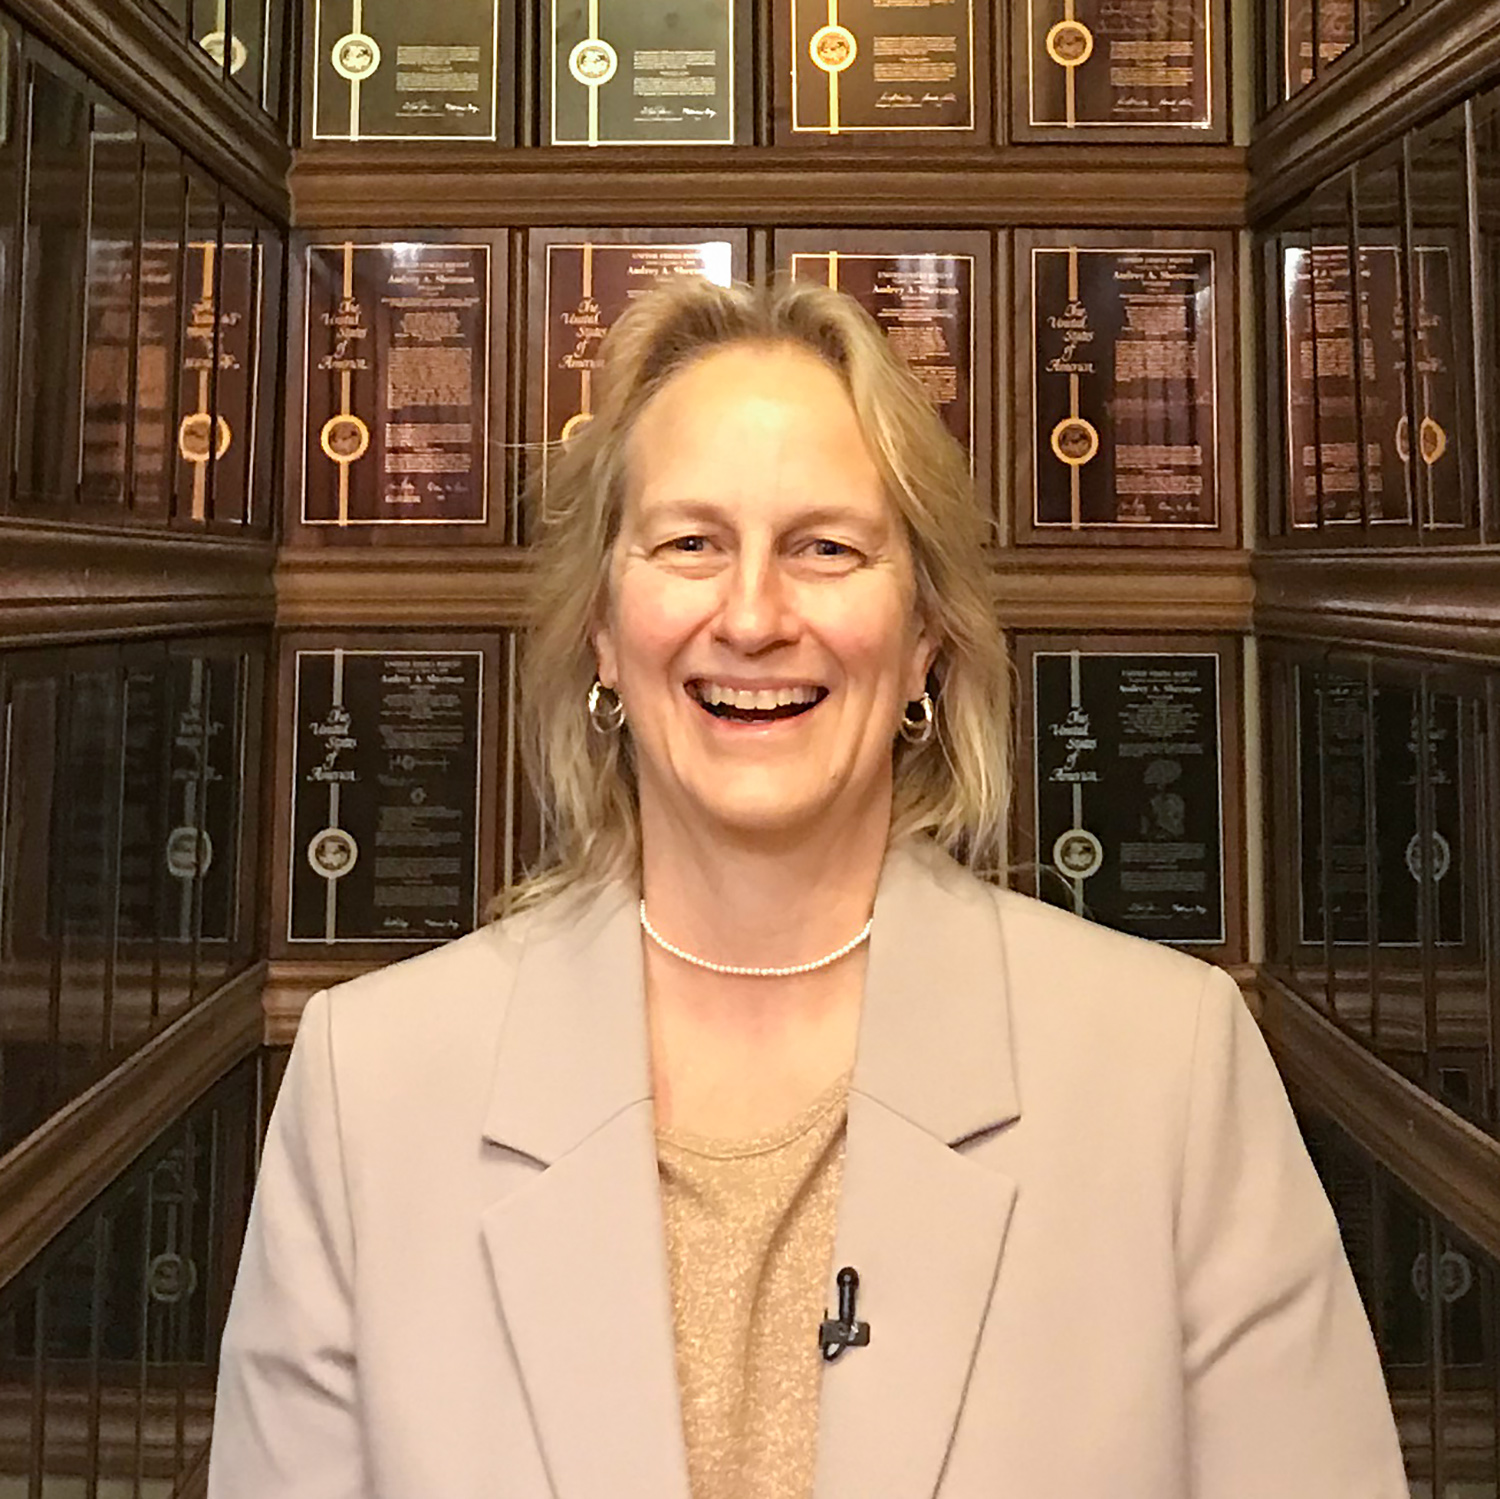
top-left (208, 280), bottom-right (1407, 1499)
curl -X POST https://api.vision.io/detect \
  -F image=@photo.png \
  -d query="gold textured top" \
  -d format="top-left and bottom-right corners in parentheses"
top-left (656, 1073), bottom-right (852, 1499)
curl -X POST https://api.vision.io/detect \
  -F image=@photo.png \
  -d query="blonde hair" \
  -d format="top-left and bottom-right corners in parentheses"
top-left (500, 277), bottom-right (1009, 915)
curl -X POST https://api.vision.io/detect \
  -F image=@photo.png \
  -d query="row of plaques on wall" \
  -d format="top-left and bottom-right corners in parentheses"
top-left (271, 633), bottom-right (1245, 959)
top-left (287, 227), bottom-right (1238, 545)
top-left (303, 0), bottom-right (1228, 144)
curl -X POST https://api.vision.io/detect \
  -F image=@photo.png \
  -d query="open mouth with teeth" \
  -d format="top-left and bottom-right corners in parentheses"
top-left (688, 681), bottom-right (828, 723)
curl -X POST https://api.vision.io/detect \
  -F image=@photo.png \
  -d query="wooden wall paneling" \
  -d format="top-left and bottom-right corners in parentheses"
top-left (1, 0), bottom-right (288, 222)
top-left (268, 629), bottom-right (506, 965)
top-left (773, 226), bottom-right (994, 516)
top-left (1010, 630), bottom-right (1248, 965)
top-left (283, 227), bottom-right (509, 547)
top-left (1012, 227), bottom-right (1240, 550)
top-left (1261, 968), bottom-right (1500, 1267)
top-left (1254, 552), bottom-right (1500, 664)
top-left (1012, 0), bottom-right (1229, 146)
top-left (0, 525), bottom-right (276, 648)
top-left (992, 229), bottom-right (1011, 542)
top-left (302, 0), bottom-right (517, 148)
top-left (1250, 0), bottom-right (1500, 227)
top-left (0, 961), bottom-right (264, 1292)
top-left (286, 146), bottom-right (1250, 231)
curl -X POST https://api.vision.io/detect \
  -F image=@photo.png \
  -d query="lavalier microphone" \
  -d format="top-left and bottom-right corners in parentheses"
top-left (818, 1266), bottom-right (870, 1361)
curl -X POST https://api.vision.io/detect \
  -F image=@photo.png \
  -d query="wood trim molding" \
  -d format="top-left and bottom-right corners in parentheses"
top-left (0, 962), bottom-right (265, 1292)
top-left (275, 546), bottom-right (1255, 632)
top-left (0, 522), bottom-right (276, 647)
top-left (263, 959), bottom-right (377, 1045)
top-left (1253, 550), bottom-right (1500, 665)
top-left (6, 0), bottom-right (290, 223)
top-left (1258, 969), bottom-right (1500, 1265)
top-left (1249, 0), bottom-right (1500, 225)
top-left (994, 549), bottom-right (1254, 632)
top-left (274, 546), bottom-right (535, 628)
top-left (290, 146), bottom-right (1250, 229)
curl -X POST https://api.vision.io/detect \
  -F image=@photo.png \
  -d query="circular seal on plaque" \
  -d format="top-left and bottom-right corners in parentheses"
top-left (199, 30), bottom-right (248, 74)
top-left (147, 1252), bottom-right (199, 1306)
top-left (331, 32), bottom-right (381, 81)
top-left (320, 413), bottom-right (371, 464)
top-left (1412, 1248), bottom-right (1475, 1306)
top-left (1053, 828), bottom-right (1104, 881)
top-left (165, 825), bottom-right (214, 881)
top-left (177, 411), bottom-right (232, 463)
top-left (559, 411), bottom-right (594, 442)
top-left (1050, 415), bottom-right (1100, 467)
top-left (1419, 416), bottom-right (1448, 466)
top-left (308, 827), bottom-right (359, 879)
top-left (1045, 19), bottom-right (1095, 67)
top-left (1404, 830), bottom-right (1451, 884)
top-left (809, 24), bottom-right (858, 73)
top-left (569, 38), bottom-right (618, 86)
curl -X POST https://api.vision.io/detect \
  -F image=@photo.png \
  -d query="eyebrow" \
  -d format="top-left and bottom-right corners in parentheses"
top-left (637, 497), bottom-right (889, 534)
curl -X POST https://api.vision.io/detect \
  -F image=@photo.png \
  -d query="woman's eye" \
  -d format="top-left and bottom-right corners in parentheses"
top-left (808, 538), bottom-right (856, 559)
top-left (667, 535), bottom-right (709, 553)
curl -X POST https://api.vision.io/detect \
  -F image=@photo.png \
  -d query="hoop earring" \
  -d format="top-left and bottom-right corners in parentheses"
top-left (588, 680), bottom-right (626, 733)
top-left (899, 692), bottom-right (935, 746)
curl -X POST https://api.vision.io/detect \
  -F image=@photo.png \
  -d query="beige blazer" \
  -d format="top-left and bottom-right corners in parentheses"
top-left (208, 841), bottom-right (1408, 1499)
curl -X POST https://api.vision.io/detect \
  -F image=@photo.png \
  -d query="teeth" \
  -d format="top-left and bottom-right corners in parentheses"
top-left (695, 683), bottom-right (820, 710)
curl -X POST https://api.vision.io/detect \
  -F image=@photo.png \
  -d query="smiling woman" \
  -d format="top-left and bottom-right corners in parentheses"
top-left (512, 277), bottom-right (1010, 919)
top-left (208, 279), bottom-right (1407, 1499)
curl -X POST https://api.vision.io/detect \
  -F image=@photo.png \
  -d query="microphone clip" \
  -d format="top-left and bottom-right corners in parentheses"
top-left (818, 1266), bottom-right (870, 1362)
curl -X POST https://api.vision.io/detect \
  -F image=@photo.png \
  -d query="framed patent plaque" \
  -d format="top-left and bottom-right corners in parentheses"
top-left (1019, 0), bottom-right (1225, 141)
top-left (309, 0), bottom-right (511, 142)
top-left (291, 233), bottom-right (504, 538)
top-left (524, 229), bottom-right (745, 525)
top-left (1283, 0), bottom-right (1354, 98)
top-left (547, 0), bottom-right (744, 145)
top-left (778, 0), bottom-right (985, 141)
top-left (1015, 230), bottom-right (1235, 547)
top-left (175, 218), bottom-right (264, 526)
top-left (1280, 237), bottom-right (1464, 533)
top-left (777, 230), bottom-right (992, 501)
top-left (1015, 636), bottom-right (1243, 958)
top-left (1293, 666), bottom-right (1473, 952)
top-left (274, 636), bottom-right (503, 954)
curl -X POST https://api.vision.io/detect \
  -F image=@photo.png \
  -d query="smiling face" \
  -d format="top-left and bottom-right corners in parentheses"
top-left (592, 342), bottom-right (936, 854)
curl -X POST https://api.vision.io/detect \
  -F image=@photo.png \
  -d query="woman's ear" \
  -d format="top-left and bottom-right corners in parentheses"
top-left (907, 621), bottom-right (941, 702)
top-left (591, 621), bottom-right (618, 691)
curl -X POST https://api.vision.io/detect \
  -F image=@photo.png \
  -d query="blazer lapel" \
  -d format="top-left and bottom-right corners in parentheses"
top-left (813, 843), bottom-right (1022, 1499)
top-left (478, 886), bottom-right (693, 1499)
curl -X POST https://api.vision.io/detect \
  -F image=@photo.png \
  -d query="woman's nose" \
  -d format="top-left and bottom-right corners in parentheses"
top-left (715, 554), bottom-right (796, 652)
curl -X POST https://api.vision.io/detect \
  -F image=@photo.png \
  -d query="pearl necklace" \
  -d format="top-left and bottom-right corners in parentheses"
top-left (638, 900), bottom-right (873, 978)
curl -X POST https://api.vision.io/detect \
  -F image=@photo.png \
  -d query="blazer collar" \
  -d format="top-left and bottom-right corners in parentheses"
top-left (482, 837), bottom-right (1020, 1164)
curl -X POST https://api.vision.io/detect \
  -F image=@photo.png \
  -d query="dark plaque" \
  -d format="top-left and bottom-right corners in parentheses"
top-left (1297, 670), bottom-right (1465, 949)
top-left (550, 0), bottom-right (736, 145)
top-left (302, 241), bottom-right (491, 526)
top-left (1284, 0), bottom-right (1354, 97)
top-left (175, 236), bottom-right (259, 524)
top-left (118, 653), bottom-right (245, 948)
top-left (787, 0), bottom-right (975, 134)
top-left (79, 106), bottom-right (139, 507)
top-left (288, 648), bottom-right (483, 944)
top-left (529, 234), bottom-right (738, 493)
top-left (1032, 650), bottom-right (1226, 946)
top-left (786, 243), bottom-right (978, 458)
top-left (311, 0), bottom-right (501, 141)
top-left (193, 0), bottom-right (267, 101)
top-left (1281, 244), bottom-right (1456, 529)
top-left (1030, 244), bottom-right (1219, 531)
top-left (1027, 0), bottom-right (1215, 132)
